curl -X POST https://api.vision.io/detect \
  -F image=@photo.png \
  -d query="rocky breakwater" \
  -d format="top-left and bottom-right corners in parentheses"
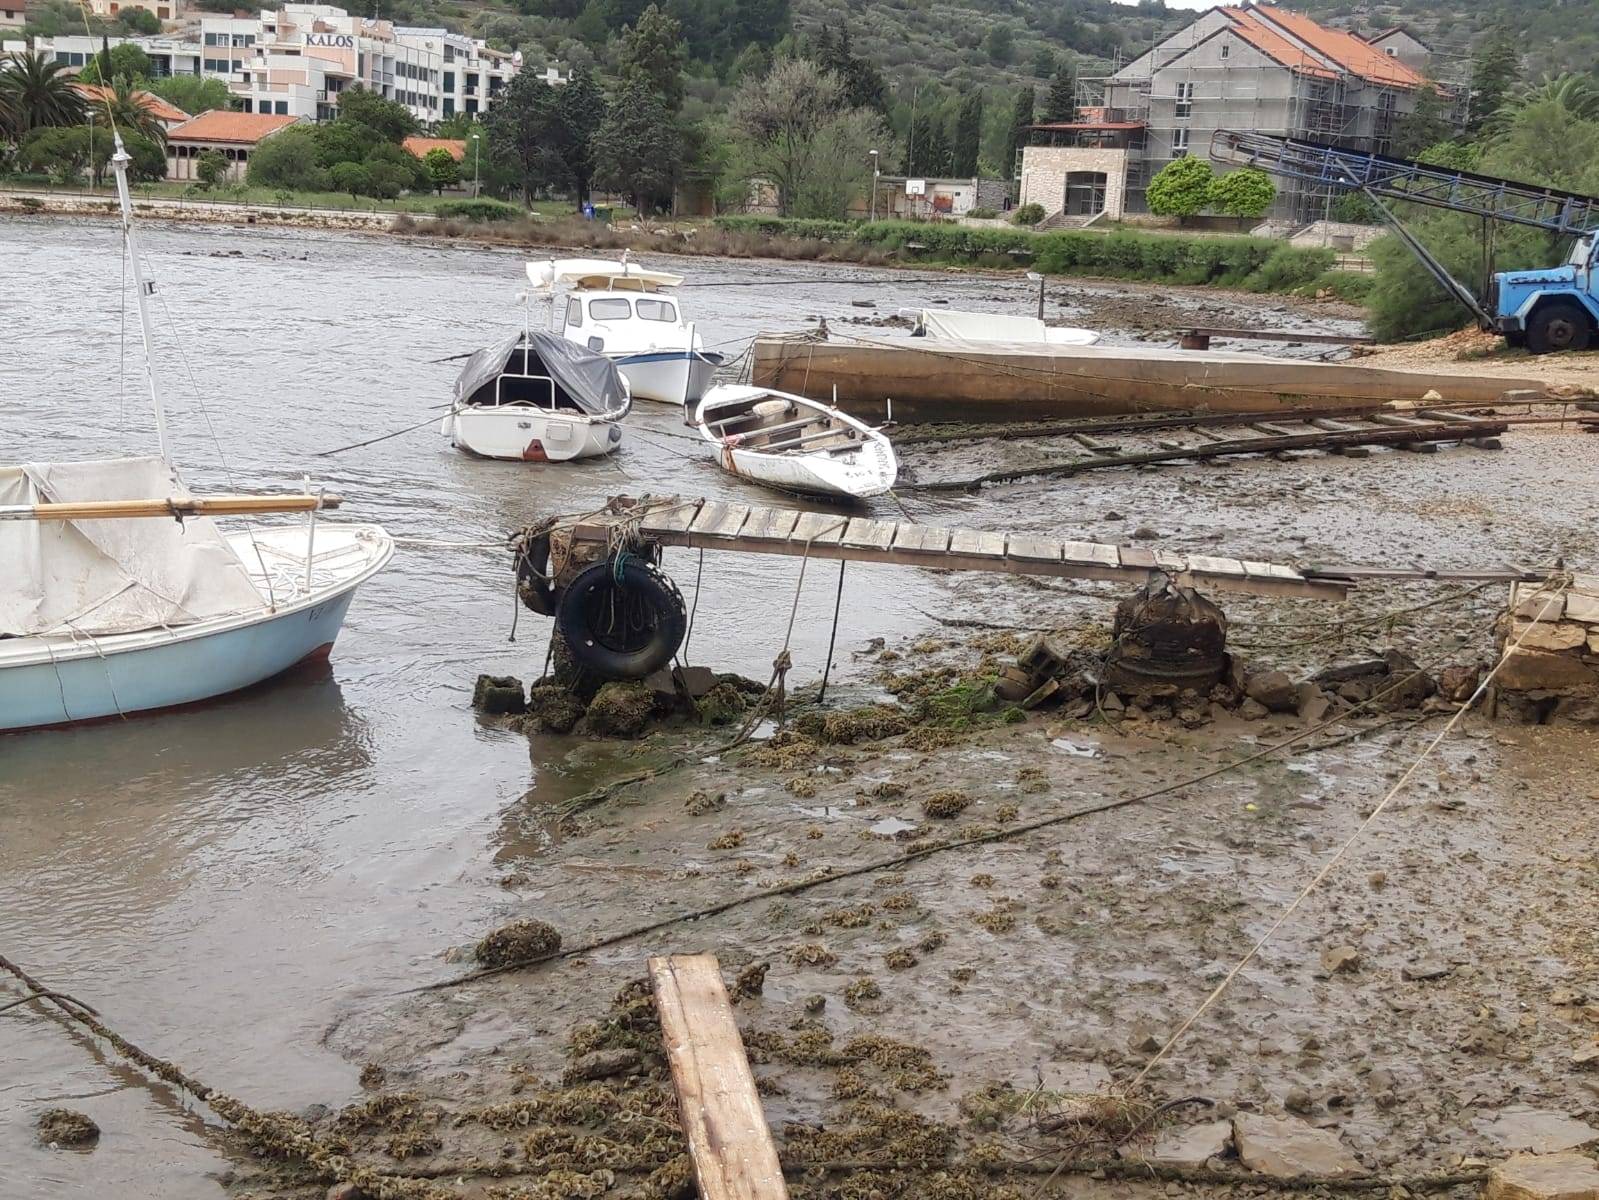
top-left (1491, 576), bottom-right (1599, 725)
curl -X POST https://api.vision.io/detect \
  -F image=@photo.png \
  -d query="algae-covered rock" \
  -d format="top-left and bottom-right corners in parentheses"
top-left (474, 919), bottom-right (562, 968)
top-left (696, 682), bottom-right (748, 726)
top-left (581, 682), bottom-right (654, 738)
top-left (522, 683), bottom-right (587, 734)
top-left (472, 674), bottom-right (526, 715)
top-left (922, 789), bottom-right (972, 819)
top-left (37, 1109), bottom-right (99, 1148)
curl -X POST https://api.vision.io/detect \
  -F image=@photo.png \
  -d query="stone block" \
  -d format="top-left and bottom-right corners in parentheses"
top-left (1119, 1119), bottom-right (1234, 1169)
top-left (1511, 622), bottom-right (1591, 653)
top-left (1495, 649), bottom-right (1599, 693)
top-left (1566, 591), bottom-right (1599, 625)
top-left (1513, 584), bottom-right (1566, 621)
top-left (1233, 1113), bottom-right (1365, 1178)
top-left (1484, 1152), bottom-right (1599, 1200)
top-left (1484, 1109), bottom-right (1599, 1154)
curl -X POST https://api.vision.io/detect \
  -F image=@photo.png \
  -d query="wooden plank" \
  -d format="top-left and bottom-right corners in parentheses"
top-left (949, 529), bottom-right (1007, 558)
top-left (1062, 541), bottom-right (1120, 568)
top-left (739, 506), bottom-right (802, 543)
top-left (1249, 421), bottom-right (1303, 437)
top-left (1185, 554), bottom-right (1248, 577)
top-left (790, 511), bottom-right (847, 545)
top-left (890, 524), bottom-right (952, 554)
top-left (642, 499), bottom-right (703, 535)
top-left (649, 955), bottom-right (789, 1200)
top-left (1367, 412), bottom-right (1434, 429)
top-left (690, 501), bottom-right (751, 539)
top-left (841, 516), bottom-right (897, 551)
top-left (1243, 559), bottom-right (1303, 581)
top-left (1006, 534), bottom-right (1063, 563)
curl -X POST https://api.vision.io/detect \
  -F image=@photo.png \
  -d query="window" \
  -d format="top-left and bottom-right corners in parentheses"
top-left (635, 299), bottom-right (676, 322)
top-left (275, 100), bottom-right (287, 114)
top-left (465, 71), bottom-right (478, 91)
top-left (565, 299), bottom-right (582, 328)
top-left (444, 70), bottom-right (454, 90)
top-left (1171, 127), bottom-right (1190, 157)
top-left (204, 31), bottom-right (218, 45)
top-left (589, 299), bottom-right (632, 321)
top-left (443, 97), bottom-right (454, 116)
top-left (1175, 81), bottom-right (1194, 119)
top-left (443, 44), bottom-right (454, 62)
top-left (465, 97), bottom-right (477, 114)
top-left (1220, 41), bottom-right (1229, 59)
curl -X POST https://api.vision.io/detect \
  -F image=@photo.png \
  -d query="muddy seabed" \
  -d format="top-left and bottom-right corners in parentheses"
top-left (214, 426), bottom-right (1599, 1200)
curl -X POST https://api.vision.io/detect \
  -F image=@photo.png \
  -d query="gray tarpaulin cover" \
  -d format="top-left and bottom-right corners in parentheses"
top-left (0, 457), bottom-right (264, 639)
top-left (455, 332), bottom-right (631, 418)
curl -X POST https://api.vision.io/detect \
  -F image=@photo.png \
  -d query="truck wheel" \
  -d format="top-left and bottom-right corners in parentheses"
top-left (1526, 302), bottom-right (1593, 354)
top-left (1503, 331), bottom-right (1527, 349)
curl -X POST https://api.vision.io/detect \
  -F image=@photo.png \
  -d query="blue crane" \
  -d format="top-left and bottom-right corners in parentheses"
top-left (1211, 130), bottom-right (1599, 353)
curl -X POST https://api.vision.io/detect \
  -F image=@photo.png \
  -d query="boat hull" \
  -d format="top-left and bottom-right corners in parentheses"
top-left (444, 406), bottom-right (622, 461)
top-left (613, 351), bottom-right (723, 406)
top-left (720, 443), bottom-right (897, 499)
top-left (751, 336), bottom-right (1543, 423)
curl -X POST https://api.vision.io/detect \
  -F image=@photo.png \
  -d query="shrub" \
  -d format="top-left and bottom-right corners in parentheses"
top-left (330, 161), bottom-right (373, 199)
top-left (247, 127), bottom-right (330, 192)
top-left (1246, 245), bottom-right (1335, 292)
top-left (967, 206), bottom-right (998, 219)
top-left (434, 198), bottom-right (524, 221)
top-left (1012, 202), bottom-right (1045, 225)
top-left (195, 149), bottom-right (228, 189)
top-left (1147, 156), bottom-right (1215, 220)
top-left (1208, 167), bottom-right (1275, 219)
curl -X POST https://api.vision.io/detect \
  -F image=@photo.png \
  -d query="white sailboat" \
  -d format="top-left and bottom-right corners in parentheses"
top-left (528, 257), bottom-right (725, 405)
top-left (0, 134), bottom-right (392, 733)
top-left (692, 385), bottom-right (898, 500)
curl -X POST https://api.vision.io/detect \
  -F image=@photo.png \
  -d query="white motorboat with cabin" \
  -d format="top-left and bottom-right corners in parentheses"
top-left (0, 132), bottom-right (391, 733)
top-left (442, 331), bottom-right (631, 461)
top-left (692, 385), bottom-right (898, 500)
top-left (528, 257), bottom-right (725, 405)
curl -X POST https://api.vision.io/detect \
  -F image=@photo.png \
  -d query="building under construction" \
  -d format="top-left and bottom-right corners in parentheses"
top-left (1018, 5), bottom-right (1448, 223)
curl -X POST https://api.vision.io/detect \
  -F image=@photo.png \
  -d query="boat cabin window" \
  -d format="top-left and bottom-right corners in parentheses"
top-left (589, 298), bottom-right (633, 321)
top-left (634, 298), bottom-right (677, 322)
top-left (565, 298), bottom-right (582, 328)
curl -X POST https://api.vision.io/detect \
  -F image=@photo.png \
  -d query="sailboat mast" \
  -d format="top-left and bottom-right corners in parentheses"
top-left (110, 133), bottom-right (171, 463)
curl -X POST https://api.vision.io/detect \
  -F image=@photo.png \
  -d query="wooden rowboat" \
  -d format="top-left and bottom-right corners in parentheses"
top-left (751, 331), bottom-right (1542, 423)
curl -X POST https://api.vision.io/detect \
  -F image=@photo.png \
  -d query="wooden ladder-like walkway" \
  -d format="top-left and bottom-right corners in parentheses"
top-left (570, 498), bottom-right (1352, 601)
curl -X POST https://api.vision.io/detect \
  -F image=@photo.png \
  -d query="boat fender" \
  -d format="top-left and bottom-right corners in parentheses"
top-left (515, 530), bottom-right (558, 616)
top-left (555, 558), bottom-right (688, 680)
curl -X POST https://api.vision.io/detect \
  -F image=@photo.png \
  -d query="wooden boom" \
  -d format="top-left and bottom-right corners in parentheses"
top-left (0, 493), bottom-right (345, 521)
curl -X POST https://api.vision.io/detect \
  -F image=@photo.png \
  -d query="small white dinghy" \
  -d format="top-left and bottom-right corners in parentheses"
top-left (0, 133), bottom-right (391, 733)
top-left (443, 331), bottom-right (631, 461)
top-left (692, 385), bottom-right (898, 500)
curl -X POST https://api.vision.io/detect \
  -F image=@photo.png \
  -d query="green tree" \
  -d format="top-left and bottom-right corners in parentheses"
top-left (113, 8), bottom-right (160, 34)
top-left (554, 66), bottom-right (605, 202)
top-left (1468, 27), bottom-right (1520, 135)
top-left (310, 120), bottom-right (378, 167)
top-left (984, 23), bottom-right (1013, 66)
top-left (727, 57), bottom-right (883, 217)
top-left (1003, 87), bottom-right (1034, 182)
top-left (905, 110), bottom-right (944, 175)
top-left (331, 160), bottom-right (373, 199)
top-left (196, 148), bottom-right (228, 189)
top-left (812, 23), bottom-right (883, 112)
top-left (0, 50), bottom-right (88, 136)
top-left (592, 74), bottom-right (678, 212)
top-left (616, 3), bottom-right (685, 113)
top-left (1392, 85), bottom-right (1455, 158)
top-left (573, 0), bottom-right (607, 44)
top-left (77, 43), bottom-right (152, 85)
top-left (423, 146), bottom-right (461, 193)
top-left (729, 43), bottom-right (769, 84)
top-left (334, 85), bottom-right (417, 141)
top-left (1030, 46), bottom-right (1055, 80)
top-left (145, 75), bottom-right (233, 115)
top-left (366, 160), bottom-right (405, 198)
top-left (951, 91), bottom-right (982, 176)
top-left (485, 65), bottom-right (605, 203)
top-left (101, 75), bottom-right (169, 145)
top-left (1208, 167), bottom-right (1274, 218)
top-left (1146, 156), bottom-right (1214, 221)
top-left (1044, 65), bottom-right (1074, 123)
top-left (17, 125), bottom-right (98, 182)
top-left (366, 139), bottom-right (428, 190)
top-left (246, 126), bottom-right (330, 191)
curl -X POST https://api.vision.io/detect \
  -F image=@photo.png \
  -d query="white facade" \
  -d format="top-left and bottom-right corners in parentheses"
top-left (31, 5), bottom-right (519, 123)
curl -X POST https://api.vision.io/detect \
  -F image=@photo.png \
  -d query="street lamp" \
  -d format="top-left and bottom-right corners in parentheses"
top-left (470, 131), bottom-right (481, 198)
top-left (868, 149), bottom-right (879, 222)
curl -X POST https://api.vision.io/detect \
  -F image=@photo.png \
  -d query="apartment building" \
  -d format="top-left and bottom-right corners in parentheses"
top-left (31, 4), bottom-right (520, 123)
top-left (1019, 4), bottom-right (1441, 222)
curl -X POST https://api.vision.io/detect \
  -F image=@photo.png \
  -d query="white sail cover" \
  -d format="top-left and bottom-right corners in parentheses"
top-left (917, 309), bottom-right (1100, 346)
top-left (0, 457), bottom-right (265, 639)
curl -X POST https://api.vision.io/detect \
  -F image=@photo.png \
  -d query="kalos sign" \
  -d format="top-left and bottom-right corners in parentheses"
top-left (305, 32), bottom-right (354, 47)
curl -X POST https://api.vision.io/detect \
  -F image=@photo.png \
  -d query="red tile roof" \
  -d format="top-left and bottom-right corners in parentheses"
top-left (402, 135), bottom-right (467, 162)
top-left (73, 83), bottom-right (192, 125)
top-left (167, 111), bottom-right (301, 145)
top-left (1218, 7), bottom-right (1338, 80)
top-left (1249, 6), bottom-right (1429, 88)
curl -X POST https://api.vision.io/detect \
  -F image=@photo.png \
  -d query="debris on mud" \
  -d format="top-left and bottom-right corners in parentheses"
top-left (922, 790), bottom-right (972, 819)
top-left (473, 674), bottom-right (527, 716)
top-left (36, 1108), bottom-right (99, 1148)
top-left (474, 919), bottom-right (562, 968)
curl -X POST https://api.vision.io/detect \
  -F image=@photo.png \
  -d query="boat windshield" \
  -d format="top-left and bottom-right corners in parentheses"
top-left (635, 298), bottom-right (678, 322)
top-left (589, 298), bottom-right (633, 321)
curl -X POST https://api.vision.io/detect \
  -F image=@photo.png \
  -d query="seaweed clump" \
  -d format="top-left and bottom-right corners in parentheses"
top-left (922, 790), bottom-right (972, 819)
top-left (475, 919), bottom-right (562, 968)
top-left (798, 704), bottom-right (912, 745)
top-left (36, 1109), bottom-right (99, 1148)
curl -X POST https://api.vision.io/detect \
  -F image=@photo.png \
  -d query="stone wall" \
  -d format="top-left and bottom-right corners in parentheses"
top-left (1018, 146), bottom-right (1128, 219)
top-left (1490, 577), bottom-right (1599, 724)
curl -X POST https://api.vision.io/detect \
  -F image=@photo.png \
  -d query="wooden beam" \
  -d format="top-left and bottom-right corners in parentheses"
top-left (649, 954), bottom-right (789, 1200)
top-left (0, 493), bottom-right (344, 521)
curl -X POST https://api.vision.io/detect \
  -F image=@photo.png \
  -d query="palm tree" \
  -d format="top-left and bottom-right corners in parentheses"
top-left (1483, 73), bottom-right (1599, 141)
top-left (103, 74), bottom-right (169, 146)
top-left (0, 51), bottom-right (88, 135)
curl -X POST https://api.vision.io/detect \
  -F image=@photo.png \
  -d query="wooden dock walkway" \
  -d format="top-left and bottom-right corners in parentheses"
top-left (571, 498), bottom-right (1352, 601)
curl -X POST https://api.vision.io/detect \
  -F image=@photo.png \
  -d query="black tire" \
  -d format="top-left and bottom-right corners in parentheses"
top-left (1503, 330), bottom-right (1527, 349)
top-left (1526, 301), bottom-right (1593, 355)
top-left (555, 558), bottom-right (687, 680)
top-left (515, 530), bottom-right (557, 616)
